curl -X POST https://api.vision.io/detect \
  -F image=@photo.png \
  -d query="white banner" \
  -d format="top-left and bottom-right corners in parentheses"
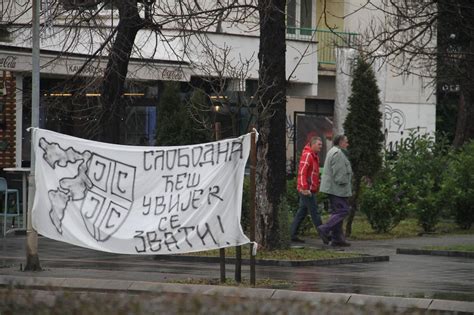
top-left (32, 128), bottom-right (251, 254)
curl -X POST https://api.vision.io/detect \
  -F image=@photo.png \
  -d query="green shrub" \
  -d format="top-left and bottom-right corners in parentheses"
top-left (275, 197), bottom-right (291, 249)
top-left (286, 176), bottom-right (299, 214)
top-left (359, 169), bottom-right (408, 233)
top-left (389, 132), bottom-right (449, 232)
top-left (440, 141), bottom-right (474, 229)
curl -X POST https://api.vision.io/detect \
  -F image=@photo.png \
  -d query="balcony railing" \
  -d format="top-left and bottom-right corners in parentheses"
top-left (286, 27), bottom-right (358, 65)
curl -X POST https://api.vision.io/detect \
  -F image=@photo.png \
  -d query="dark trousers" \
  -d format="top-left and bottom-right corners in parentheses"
top-left (290, 193), bottom-right (322, 238)
top-left (318, 194), bottom-right (350, 242)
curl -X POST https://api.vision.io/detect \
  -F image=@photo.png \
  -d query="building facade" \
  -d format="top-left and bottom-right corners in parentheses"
top-left (0, 0), bottom-right (436, 172)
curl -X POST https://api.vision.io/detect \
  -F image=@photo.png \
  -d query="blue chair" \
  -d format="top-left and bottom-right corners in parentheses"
top-left (0, 177), bottom-right (20, 237)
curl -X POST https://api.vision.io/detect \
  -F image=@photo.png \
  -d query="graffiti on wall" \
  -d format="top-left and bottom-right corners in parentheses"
top-left (286, 114), bottom-right (294, 147)
top-left (384, 104), bottom-right (430, 153)
top-left (384, 104), bottom-right (406, 133)
top-left (285, 114), bottom-right (295, 174)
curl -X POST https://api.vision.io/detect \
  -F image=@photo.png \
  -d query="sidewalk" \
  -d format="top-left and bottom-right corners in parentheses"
top-left (1, 273), bottom-right (473, 313)
top-left (1, 234), bottom-right (474, 313)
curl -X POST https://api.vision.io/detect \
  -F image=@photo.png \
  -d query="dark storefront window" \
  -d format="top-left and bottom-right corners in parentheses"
top-left (21, 77), bottom-right (160, 164)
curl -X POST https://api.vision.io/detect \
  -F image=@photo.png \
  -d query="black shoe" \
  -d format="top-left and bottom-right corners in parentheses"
top-left (316, 227), bottom-right (330, 245)
top-left (331, 240), bottom-right (351, 247)
top-left (291, 237), bottom-right (305, 243)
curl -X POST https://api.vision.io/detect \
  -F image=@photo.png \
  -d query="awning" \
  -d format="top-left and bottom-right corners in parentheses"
top-left (0, 45), bottom-right (191, 82)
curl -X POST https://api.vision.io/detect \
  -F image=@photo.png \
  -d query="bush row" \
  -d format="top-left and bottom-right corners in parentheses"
top-left (241, 133), bottom-right (474, 239)
top-left (360, 133), bottom-right (474, 233)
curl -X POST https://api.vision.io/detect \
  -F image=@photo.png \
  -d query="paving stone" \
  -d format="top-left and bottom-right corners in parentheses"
top-left (62, 278), bottom-right (132, 290)
top-left (347, 293), bottom-right (432, 309)
top-left (428, 299), bottom-right (474, 313)
top-left (128, 282), bottom-right (212, 294)
top-left (271, 290), bottom-right (351, 304)
top-left (205, 286), bottom-right (275, 298)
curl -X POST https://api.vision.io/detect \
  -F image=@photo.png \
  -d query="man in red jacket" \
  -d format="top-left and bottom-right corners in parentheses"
top-left (290, 136), bottom-right (323, 243)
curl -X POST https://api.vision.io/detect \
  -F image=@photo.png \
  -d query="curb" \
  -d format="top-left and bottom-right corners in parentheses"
top-left (154, 254), bottom-right (390, 266)
top-left (1, 275), bottom-right (473, 314)
top-left (396, 248), bottom-right (474, 258)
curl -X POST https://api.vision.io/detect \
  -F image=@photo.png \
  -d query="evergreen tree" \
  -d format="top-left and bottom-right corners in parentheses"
top-left (187, 88), bottom-right (213, 142)
top-left (343, 57), bottom-right (384, 236)
top-left (155, 82), bottom-right (210, 146)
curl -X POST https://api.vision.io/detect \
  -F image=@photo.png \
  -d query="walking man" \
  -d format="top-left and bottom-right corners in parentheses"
top-left (317, 134), bottom-right (353, 247)
top-left (290, 136), bottom-right (323, 243)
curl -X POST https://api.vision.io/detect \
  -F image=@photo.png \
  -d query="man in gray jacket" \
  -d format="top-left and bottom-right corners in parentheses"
top-left (317, 134), bottom-right (352, 247)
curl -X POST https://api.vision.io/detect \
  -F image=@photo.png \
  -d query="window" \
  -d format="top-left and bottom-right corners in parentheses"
top-left (300, 0), bottom-right (312, 35)
top-left (286, 0), bottom-right (314, 36)
top-left (287, 0), bottom-right (296, 34)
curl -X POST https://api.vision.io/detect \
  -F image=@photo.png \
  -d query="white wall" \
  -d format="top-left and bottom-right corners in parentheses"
top-left (2, 1), bottom-right (318, 95)
top-left (341, 0), bottom-right (436, 146)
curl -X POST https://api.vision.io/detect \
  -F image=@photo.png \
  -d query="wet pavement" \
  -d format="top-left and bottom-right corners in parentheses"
top-left (1, 233), bottom-right (474, 302)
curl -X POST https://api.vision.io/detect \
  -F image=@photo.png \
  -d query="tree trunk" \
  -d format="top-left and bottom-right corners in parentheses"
top-left (453, 17), bottom-right (474, 147)
top-left (453, 85), bottom-right (474, 147)
top-left (100, 1), bottom-right (143, 143)
top-left (255, 0), bottom-right (287, 249)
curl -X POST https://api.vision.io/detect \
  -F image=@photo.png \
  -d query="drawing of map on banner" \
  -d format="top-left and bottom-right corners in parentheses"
top-left (32, 128), bottom-right (251, 255)
top-left (38, 138), bottom-right (137, 242)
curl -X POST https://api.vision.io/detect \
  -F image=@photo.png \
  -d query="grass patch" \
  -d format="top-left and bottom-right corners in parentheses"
top-left (349, 216), bottom-right (421, 240)
top-left (423, 244), bottom-right (474, 252)
top-left (302, 215), bottom-right (474, 240)
top-left (182, 246), bottom-right (361, 260)
top-left (167, 277), bottom-right (294, 289)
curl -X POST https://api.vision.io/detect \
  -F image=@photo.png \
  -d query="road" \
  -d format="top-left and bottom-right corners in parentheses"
top-left (1, 234), bottom-right (473, 302)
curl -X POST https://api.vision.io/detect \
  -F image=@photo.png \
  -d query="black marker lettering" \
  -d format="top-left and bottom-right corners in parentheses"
top-left (230, 140), bottom-right (243, 161)
top-left (192, 189), bottom-right (204, 209)
top-left (180, 191), bottom-right (192, 211)
top-left (217, 215), bottom-right (225, 233)
top-left (134, 230), bottom-right (146, 253)
top-left (146, 231), bottom-right (162, 252)
top-left (142, 196), bottom-right (151, 215)
top-left (200, 144), bottom-right (214, 166)
top-left (177, 148), bottom-right (190, 167)
top-left (170, 214), bottom-right (181, 229)
top-left (168, 194), bottom-right (179, 213)
top-left (164, 232), bottom-right (180, 251)
top-left (155, 196), bottom-right (166, 215)
top-left (217, 142), bottom-right (229, 164)
top-left (158, 217), bottom-right (167, 232)
top-left (154, 150), bottom-right (165, 170)
top-left (162, 175), bottom-right (174, 193)
top-left (175, 173), bottom-right (186, 191)
top-left (196, 223), bottom-right (217, 246)
top-left (186, 172), bottom-right (200, 188)
top-left (178, 226), bottom-right (195, 247)
top-left (166, 149), bottom-right (177, 170)
top-left (191, 146), bottom-right (203, 167)
top-left (208, 185), bottom-right (223, 204)
top-left (143, 151), bottom-right (154, 171)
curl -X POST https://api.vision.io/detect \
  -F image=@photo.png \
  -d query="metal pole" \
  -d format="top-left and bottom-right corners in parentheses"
top-left (249, 130), bottom-right (256, 286)
top-left (235, 244), bottom-right (241, 283)
top-left (25, 0), bottom-right (41, 271)
top-left (215, 122), bottom-right (225, 283)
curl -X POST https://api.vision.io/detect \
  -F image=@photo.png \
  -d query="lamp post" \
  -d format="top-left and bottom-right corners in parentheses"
top-left (25, 0), bottom-right (41, 271)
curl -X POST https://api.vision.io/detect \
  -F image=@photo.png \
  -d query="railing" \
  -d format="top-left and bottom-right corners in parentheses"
top-left (286, 27), bottom-right (358, 65)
